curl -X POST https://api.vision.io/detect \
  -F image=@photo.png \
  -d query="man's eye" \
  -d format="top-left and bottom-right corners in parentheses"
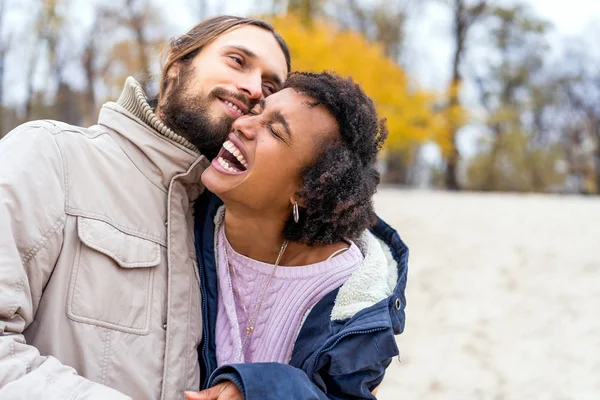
top-left (263, 85), bottom-right (275, 96)
top-left (229, 56), bottom-right (243, 66)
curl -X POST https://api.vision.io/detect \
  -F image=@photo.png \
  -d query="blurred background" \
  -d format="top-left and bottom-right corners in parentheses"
top-left (1, 0), bottom-right (598, 398)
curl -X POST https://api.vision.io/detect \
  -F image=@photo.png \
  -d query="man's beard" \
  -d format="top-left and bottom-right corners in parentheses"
top-left (159, 68), bottom-right (248, 159)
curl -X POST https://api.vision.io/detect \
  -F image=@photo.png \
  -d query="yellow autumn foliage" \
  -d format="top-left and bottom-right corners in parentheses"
top-left (268, 14), bottom-right (455, 153)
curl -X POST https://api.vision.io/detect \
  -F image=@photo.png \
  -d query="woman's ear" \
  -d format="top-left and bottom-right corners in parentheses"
top-left (289, 196), bottom-right (306, 209)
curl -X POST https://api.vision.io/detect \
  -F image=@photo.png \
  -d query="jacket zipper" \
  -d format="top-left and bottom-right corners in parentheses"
top-left (310, 327), bottom-right (388, 377)
top-left (194, 230), bottom-right (211, 390)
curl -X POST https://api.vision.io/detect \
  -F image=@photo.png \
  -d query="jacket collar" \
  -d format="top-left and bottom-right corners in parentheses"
top-left (115, 77), bottom-right (199, 153)
top-left (97, 78), bottom-right (209, 191)
top-left (330, 229), bottom-right (399, 321)
top-left (369, 217), bottom-right (409, 335)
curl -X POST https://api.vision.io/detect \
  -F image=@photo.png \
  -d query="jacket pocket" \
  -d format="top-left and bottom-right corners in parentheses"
top-left (67, 216), bottom-right (161, 334)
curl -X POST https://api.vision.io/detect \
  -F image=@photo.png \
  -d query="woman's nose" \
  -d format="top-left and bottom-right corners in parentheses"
top-left (231, 115), bottom-right (257, 140)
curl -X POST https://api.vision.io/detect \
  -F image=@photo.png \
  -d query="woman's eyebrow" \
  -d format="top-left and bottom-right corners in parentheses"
top-left (259, 99), bottom-right (291, 141)
top-left (272, 110), bottom-right (291, 140)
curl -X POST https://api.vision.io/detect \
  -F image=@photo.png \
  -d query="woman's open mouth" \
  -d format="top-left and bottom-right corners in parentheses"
top-left (215, 140), bottom-right (248, 173)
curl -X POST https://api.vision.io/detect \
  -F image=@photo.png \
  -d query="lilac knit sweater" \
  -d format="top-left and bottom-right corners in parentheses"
top-left (215, 225), bottom-right (363, 365)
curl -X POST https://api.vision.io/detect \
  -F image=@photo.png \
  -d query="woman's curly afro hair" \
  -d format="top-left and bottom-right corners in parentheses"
top-left (282, 71), bottom-right (388, 246)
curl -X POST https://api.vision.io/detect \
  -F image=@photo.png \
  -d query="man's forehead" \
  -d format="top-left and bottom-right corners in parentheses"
top-left (211, 25), bottom-right (287, 79)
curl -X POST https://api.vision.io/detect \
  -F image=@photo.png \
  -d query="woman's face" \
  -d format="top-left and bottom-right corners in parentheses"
top-left (201, 88), bottom-right (338, 215)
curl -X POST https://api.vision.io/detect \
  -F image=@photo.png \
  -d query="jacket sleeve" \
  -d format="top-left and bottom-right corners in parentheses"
top-left (0, 124), bottom-right (132, 399)
top-left (208, 359), bottom-right (389, 400)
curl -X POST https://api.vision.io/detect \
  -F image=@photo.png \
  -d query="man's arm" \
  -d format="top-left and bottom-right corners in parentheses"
top-left (0, 124), bottom-right (131, 399)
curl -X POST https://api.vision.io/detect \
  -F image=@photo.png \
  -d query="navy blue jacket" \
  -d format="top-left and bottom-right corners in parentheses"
top-left (194, 191), bottom-right (408, 399)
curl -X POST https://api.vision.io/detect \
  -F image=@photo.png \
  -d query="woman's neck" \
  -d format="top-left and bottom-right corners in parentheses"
top-left (223, 206), bottom-right (288, 264)
top-left (222, 205), bottom-right (350, 266)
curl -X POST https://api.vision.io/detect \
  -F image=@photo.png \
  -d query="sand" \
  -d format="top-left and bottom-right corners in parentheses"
top-left (373, 189), bottom-right (600, 400)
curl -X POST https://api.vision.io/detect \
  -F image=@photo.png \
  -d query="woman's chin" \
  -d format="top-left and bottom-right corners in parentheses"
top-left (201, 165), bottom-right (238, 198)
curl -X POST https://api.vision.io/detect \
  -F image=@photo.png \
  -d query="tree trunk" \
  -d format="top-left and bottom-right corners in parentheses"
top-left (593, 117), bottom-right (600, 195)
top-left (83, 46), bottom-right (97, 126)
top-left (0, 0), bottom-right (7, 134)
top-left (445, 0), bottom-right (466, 191)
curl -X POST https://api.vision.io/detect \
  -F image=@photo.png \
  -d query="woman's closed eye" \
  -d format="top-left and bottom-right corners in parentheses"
top-left (269, 125), bottom-right (283, 140)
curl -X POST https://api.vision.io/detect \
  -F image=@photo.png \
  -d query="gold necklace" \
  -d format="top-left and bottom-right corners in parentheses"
top-left (224, 238), bottom-right (289, 339)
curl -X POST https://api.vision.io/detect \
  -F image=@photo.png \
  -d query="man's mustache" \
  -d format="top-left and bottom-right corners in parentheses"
top-left (209, 87), bottom-right (252, 111)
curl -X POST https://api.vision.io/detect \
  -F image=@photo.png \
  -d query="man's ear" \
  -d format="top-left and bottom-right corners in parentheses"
top-left (159, 62), bottom-right (182, 108)
top-left (166, 62), bottom-right (182, 86)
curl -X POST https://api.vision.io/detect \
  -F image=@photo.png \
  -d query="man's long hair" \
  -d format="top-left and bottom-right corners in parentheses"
top-left (158, 16), bottom-right (291, 100)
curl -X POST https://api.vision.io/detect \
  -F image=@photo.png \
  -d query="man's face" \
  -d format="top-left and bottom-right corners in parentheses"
top-left (157, 25), bottom-right (288, 159)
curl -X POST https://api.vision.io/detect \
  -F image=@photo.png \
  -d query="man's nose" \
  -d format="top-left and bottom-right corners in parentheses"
top-left (237, 73), bottom-right (263, 102)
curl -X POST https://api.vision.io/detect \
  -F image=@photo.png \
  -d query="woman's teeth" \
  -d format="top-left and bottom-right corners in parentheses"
top-left (223, 140), bottom-right (248, 168)
top-left (217, 156), bottom-right (242, 173)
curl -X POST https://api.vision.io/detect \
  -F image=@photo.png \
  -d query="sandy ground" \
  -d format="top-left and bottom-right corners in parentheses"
top-left (373, 189), bottom-right (600, 400)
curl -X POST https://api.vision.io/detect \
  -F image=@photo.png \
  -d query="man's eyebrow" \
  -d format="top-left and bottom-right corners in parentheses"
top-left (226, 45), bottom-right (283, 88)
top-left (227, 45), bottom-right (257, 59)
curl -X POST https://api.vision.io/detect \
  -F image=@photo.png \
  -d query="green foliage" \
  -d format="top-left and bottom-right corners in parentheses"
top-left (466, 131), bottom-right (566, 192)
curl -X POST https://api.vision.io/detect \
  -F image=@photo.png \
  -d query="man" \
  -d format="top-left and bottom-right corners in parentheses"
top-left (0, 16), bottom-right (289, 399)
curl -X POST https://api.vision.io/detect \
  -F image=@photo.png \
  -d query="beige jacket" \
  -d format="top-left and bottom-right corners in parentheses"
top-left (0, 78), bottom-right (209, 399)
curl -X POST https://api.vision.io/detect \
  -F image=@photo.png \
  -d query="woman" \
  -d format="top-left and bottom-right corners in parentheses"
top-left (187, 71), bottom-right (408, 399)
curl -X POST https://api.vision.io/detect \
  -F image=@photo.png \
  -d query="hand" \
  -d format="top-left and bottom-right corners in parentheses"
top-left (184, 381), bottom-right (243, 400)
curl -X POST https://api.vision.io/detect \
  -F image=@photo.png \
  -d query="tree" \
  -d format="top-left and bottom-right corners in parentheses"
top-left (0, 0), bottom-right (11, 135)
top-left (268, 14), bottom-right (452, 162)
top-left (32, 0), bottom-right (83, 124)
top-left (440, 0), bottom-right (487, 190)
top-left (97, 0), bottom-right (164, 96)
top-left (551, 42), bottom-right (600, 194)
top-left (466, 4), bottom-right (567, 192)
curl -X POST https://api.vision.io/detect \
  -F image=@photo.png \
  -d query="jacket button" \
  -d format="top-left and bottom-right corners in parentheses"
top-left (394, 299), bottom-right (401, 310)
top-left (163, 323), bottom-right (167, 330)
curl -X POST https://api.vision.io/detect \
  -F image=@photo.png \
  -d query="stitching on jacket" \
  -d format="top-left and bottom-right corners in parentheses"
top-left (8, 341), bottom-right (32, 375)
top-left (53, 130), bottom-right (70, 214)
top-left (105, 139), bottom-right (168, 194)
top-left (65, 236), bottom-right (83, 326)
top-left (101, 329), bottom-right (111, 385)
top-left (162, 180), bottom-right (175, 395)
top-left (77, 221), bottom-right (160, 267)
top-left (21, 216), bottom-right (66, 265)
top-left (65, 236), bottom-right (154, 334)
top-left (18, 125), bottom-right (68, 265)
top-left (144, 264), bottom-right (155, 332)
top-left (183, 276), bottom-right (194, 380)
top-left (8, 276), bottom-right (25, 315)
top-left (66, 208), bottom-right (166, 246)
top-left (71, 380), bottom-right (94, 400)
